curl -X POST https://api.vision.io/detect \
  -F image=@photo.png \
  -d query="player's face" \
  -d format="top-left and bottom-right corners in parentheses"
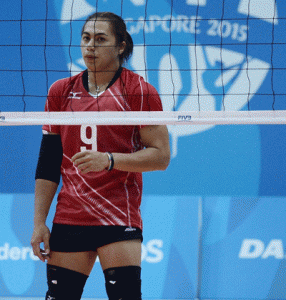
top-left (81, 19), bottom-right (125, 72)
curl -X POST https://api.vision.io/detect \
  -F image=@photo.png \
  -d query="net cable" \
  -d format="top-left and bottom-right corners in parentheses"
top-left (1, 110), bottom-right (286, 126)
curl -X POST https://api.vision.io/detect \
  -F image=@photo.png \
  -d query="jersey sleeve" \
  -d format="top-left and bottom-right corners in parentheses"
top-left (42, 80), bottom-right (64, 134)
top-left (130, 77), bottom-right (163, 129)
top-left (131, 78), bottom-right (163, 112)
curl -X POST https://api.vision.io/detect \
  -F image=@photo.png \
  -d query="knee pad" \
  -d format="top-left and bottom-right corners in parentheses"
top-left (45, 264), bottom-right (88, 300)
top-left (104, 266), bottom-right (142, 300)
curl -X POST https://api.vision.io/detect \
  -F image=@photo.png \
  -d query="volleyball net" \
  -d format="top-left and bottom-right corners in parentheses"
top-left (1, 0), bottom-right (285, 126)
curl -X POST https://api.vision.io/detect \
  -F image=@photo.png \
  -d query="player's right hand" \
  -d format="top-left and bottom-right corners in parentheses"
top-left (31, 224), bottom-right (51, 262)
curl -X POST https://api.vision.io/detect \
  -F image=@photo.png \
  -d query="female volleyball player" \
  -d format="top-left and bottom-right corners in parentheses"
top-left (31, 12), bottom-right (170, 300)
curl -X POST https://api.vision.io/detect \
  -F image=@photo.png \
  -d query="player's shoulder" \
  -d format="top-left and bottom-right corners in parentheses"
top-left (121, 68), bottom-right (157, 94)
top-left (48, 72), bottom-right (84, 94)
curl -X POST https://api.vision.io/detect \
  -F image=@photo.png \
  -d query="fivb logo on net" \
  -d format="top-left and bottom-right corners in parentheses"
top-left (58, 0), bottom-right (277, 157)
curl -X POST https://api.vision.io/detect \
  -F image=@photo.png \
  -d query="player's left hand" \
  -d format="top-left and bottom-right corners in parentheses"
top-left (71, 151), bottom-right (109, 173)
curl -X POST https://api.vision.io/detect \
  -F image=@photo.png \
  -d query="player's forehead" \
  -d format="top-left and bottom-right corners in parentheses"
top-left (83, 19), bottom-right (112, 36)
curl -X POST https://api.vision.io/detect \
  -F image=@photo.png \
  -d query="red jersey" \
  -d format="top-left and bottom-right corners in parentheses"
top-left (43, 68), bottom-right (163, 229)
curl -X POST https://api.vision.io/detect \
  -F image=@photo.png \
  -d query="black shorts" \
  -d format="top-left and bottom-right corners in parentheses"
top-left (49, 224), bottom-right (143, 252)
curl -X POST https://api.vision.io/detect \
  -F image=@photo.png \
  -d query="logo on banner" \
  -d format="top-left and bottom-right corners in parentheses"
top-left (142, 239), bottom-right (164, 263)
top-left (55, 0), bottom-right (277, 158)
top-left (239, 239), bottom-right (286, 259)
top-left (94, 239), bottom-right (164, 263)
top-left (0, 243), bottom-right (38, 261)
top-left (0, 195), bottom-right (38, 295)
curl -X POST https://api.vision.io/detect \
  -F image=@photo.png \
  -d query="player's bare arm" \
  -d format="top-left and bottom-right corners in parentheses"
top-left (113, 125), bottom-right (170, 172)
top-left (31, 132), bottom-right (61, 262)
top-left (72, 125), bottom-right (170, 173)
top-left (31, 179), bottom-right (58, 261)
top-left (71, 151), bottom-right (110, 173)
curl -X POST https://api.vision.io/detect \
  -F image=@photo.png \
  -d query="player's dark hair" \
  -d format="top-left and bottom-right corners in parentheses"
top-left (81, 12), bottom-right (133, 65)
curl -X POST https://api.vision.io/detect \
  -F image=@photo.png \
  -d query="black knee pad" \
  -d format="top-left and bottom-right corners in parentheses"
top-left (45, 264), bottom-right (88, 300)
top-left (104, 266), bottom-right (142, 300)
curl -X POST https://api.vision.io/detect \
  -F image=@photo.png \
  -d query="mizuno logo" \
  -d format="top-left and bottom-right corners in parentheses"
top-left (68, 92), bottom-right (82, 99)
top-left (109, 280), bottom-right (116, 284)
top-left (125, 227), bottom-right (136, 232)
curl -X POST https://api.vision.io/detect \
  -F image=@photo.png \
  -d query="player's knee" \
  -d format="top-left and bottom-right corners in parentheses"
top-left (104, 266), bottom-right (142, 300)
top-left (45, 264), bottom-right (88, 300)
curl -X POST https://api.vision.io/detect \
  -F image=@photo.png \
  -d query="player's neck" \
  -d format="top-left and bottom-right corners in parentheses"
top-left (88, 71), bottom-right (113, 86)
top-left (88, 70), bottom-right (117, 94)
top-left (88, 63), bottom-right (120, 87)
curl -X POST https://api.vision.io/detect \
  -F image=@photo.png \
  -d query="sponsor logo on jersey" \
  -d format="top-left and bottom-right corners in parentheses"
top-left (68, 92), bottom-right (82, 99)
top-left (125, 227), bottom-right (137, 231)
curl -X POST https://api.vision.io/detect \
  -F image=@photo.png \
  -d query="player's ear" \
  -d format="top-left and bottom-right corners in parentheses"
top-left (119, 41), bottom-right (126, 55)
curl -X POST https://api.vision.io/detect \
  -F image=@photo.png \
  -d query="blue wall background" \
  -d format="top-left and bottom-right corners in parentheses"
top-left (0, 0), bottom-right (286, 299)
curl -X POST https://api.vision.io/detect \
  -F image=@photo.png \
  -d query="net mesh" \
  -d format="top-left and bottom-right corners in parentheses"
top-left (0, 0), bottom-right (285, 125)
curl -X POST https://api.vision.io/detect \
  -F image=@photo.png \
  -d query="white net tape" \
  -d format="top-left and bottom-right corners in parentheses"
top-left (0, 110), bottom-right (285, 126)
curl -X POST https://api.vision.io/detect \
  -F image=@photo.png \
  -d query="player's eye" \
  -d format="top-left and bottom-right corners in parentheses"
top-left (82, 36), bottom-right (90, 42)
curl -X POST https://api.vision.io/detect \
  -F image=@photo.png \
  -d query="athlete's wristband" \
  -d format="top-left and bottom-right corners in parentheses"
top-left (105, 152), bottom-right (114, 171)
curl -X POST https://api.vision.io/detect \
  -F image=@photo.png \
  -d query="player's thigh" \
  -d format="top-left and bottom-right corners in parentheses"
top-left (47, 250), bottom-right (97, 275)
top-left (97, 239), bottom-right (142, 270)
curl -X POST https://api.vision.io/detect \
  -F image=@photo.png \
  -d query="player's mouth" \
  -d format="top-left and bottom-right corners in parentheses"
top-left (86, 55), bottom-right (97, 59)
